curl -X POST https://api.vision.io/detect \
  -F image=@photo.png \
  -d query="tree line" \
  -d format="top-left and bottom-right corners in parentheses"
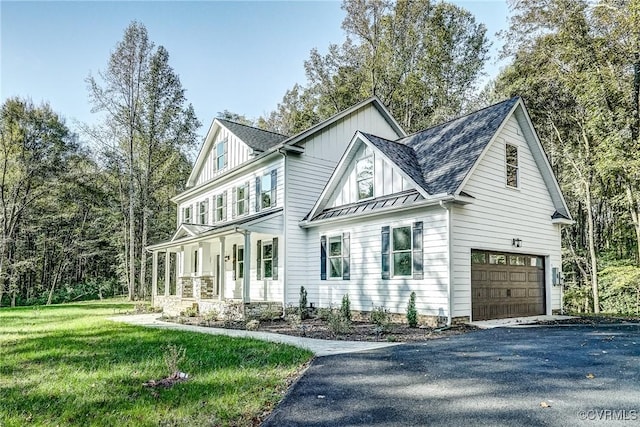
top-left (2, 1), bottom-right (638, 314)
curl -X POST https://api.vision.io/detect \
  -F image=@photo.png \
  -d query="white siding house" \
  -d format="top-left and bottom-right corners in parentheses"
top-left (149, 96), bottom-right (571, 324)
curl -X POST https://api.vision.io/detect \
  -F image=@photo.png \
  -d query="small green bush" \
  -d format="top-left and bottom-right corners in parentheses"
top-left (299, 286), bottom-right (309, 320)
top-left (327, 309), bottom-right (351, 334)
top-left (182, 306), bottom-right (198, 317)
top-left (246, 319), bottom-right (260, 331)
top-left (340, 294), bottom-right (351, 322)
top-left (316, 307), bottom-right (332, 321)
top-left (370, 306), bottom-right (391, 332)
top-left (406, 292), bottom-right (418, 327)
top-left (202, 309), bottom-right (219, 325)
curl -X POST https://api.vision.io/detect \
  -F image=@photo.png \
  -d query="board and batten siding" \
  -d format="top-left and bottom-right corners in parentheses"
top-left (195, 125), bottom-right (253, 186)
top-left (307, 207), bottom-right (449, 316)
top-left (329, 143), bottom-right (413, 207)
top-left (451, 114), bottom-right (562, 319)
top-left (178, 158), bottom-right (284, 227)
top-left (284, 103), bottom-right (404, 306)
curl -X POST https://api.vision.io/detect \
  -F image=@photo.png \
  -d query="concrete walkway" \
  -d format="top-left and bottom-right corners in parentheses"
top-left (108, 313), bottom-right (400, 357)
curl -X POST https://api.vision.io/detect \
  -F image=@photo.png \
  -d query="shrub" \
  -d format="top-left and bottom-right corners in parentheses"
top-left (370, 306), bottom-right (391, 332)
top-left (316, 307), bottom-right (332, 321)
top-left (182, 306), bottom-right (198, 317)
top-left (163, 345), bottom-right (186, 375)
top-left (327, 309), bottom-right (351, 335)
top-left (299, 286), bottom-right (309, 320)
top-left (202, 309), bottom-right (219, 326)
top-left (340, 294), bottom-right (351, 322)
top-left (246, 319), bottom-right (260, 331)
top-left (406, 292), bottom-right (418, 327)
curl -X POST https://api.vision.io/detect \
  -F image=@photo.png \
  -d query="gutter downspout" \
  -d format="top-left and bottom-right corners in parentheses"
top-left (439, 200), bottom-right (453, 328)
top-left (278, 148), bottom-right (288, 315)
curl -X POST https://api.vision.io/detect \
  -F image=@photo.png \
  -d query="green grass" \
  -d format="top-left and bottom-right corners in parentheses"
top-left (0, 299), bottom-right (313, 426)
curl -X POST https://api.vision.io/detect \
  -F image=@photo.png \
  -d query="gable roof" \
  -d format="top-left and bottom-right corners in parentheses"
top-left (398, 97), bottom-right (519, 195)
top-left (305, 96), bottom-right (572, 224)
top-left (216, 119), bottom-right (288, 152)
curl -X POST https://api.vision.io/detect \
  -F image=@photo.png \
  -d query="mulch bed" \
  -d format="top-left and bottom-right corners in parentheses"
top-left (162, 315), bottom-right (478, 342)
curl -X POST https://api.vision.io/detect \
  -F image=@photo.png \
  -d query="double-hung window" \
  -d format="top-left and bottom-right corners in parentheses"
top-left (506, 143), bottom-right (519, 188)
top-left (320, 233), bottom-right (350, 280)
top-left (392, 226), bottom-right (412, 277)
top-left (215, 192), bottom-right (226, 222)
top-left (262, 242), bottom-right (273, 279)
top-left (356, 155), bottom-right (374, 200)
top-left (236, 183), bottom-right (249, 216)
top-left (256, 170), bottom-right (277, 211)
top-left (328, 236), bottom-right (343, 278)
top-left (198, 200), bottom-right (209, 224)
top-left (381, 223), bottom-right (423, 280)
top-left (214, 139), bottom-right (227, 171)
top-left (183, 206), bottom-right (192, 223)
top-left (237, 246), bottom-right (244, 279)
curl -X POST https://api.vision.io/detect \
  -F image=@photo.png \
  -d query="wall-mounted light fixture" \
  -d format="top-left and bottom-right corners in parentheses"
top-left (512, 238), bottom-right (522, 248)
top-left (224, 255), bottom-right (230, 262)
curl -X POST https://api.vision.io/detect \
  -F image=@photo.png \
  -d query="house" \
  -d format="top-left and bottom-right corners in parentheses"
top-left (148, 96), bottom-right (572, 324)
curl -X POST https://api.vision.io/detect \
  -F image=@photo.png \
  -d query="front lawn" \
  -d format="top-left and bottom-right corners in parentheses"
top-left (0, 300), bottom-right (312, 426)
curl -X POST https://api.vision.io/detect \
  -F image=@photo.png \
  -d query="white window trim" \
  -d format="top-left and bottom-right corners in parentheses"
top-left (262, 240), bottom-right (273, 279)
top-left (327, 234), bottom-right (343, 280)
top-left (505, 142), bottom-right (520, 189)
top-left (237, 245), bottom-right (245, 280)
top-left (391, 225), bottom-right (412, 278)
top-left (214, 139), bottom-right (227, 171)
top-left (215, 193), bottom-right (225, 222)
top-left (261, 172), bottom-right (274, 209)
top-left (237, 184), bottom-right (249, 216)
top-left (198, 200), bottom-right (208, 225)
top-left (183, 206), bottom-right (192, 224)
top-left (356, 155), bottom-right (374, 201)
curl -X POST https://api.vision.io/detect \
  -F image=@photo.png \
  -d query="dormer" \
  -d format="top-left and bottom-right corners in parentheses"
top-left (186, 119), bottom-right (288, 188)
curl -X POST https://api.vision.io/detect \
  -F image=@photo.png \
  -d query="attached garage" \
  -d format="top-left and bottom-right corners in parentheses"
top-left (471, 250), bottom-right (545, 321)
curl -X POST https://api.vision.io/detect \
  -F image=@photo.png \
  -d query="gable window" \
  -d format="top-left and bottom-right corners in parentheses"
top-left (256, 170), bottom-right (277, 211)
top-left (183, 206), bottom-right (192, 223)
top-left (198, 200), bottom-right (209, 225)
top-left (235, 183), bottom-right (249, 217)
top-left (381, 223), bottom-right (423, 280)
top-left (214, 139), bottom-right (227, 171)
top-left (506, 143), bottom-right (519, 188)
top-left (356, 156), bottom-right (374, 200)
top-left (320, 233), bottom-right (350, 280)
top-left (215, 192), bottom-right (227, 222)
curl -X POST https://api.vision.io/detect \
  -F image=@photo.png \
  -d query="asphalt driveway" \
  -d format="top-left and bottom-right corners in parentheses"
top-left (264, 324), bottom-right (640, 426)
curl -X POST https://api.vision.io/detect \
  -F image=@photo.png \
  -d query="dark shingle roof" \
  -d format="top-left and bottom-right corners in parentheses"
top-left (395, 97), bottom-right (520, 195)
top-left (217, 119), bottom-right (288, 152)
top-left (361, 133), bottom-right (433, 194)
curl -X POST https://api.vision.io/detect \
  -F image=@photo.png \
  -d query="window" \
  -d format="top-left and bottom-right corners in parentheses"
top-left (198, 200), bottom-right (209, 225)
top-left (261, 173), bottom-right (273, 209)
top-left (183, 206), bottom-right (192, 223)
top-left (489, 254), bottom-right (506, 265)
top-left (237, 246), bottom-right (244, 279)
top-left (262, 242), bottom-right (273, 279)
top-left (356, 155), bottom-right (374, 199)
top-left (471, 252), bottom-right (487, 264)
top-left (320, 233), bottom-right (350, 281)
top-left (194, 249), bottom-right (199, 273)
top-left (392, 226), bottom-right (412, 277)
top-left (328, 236), bottom-right (343, 278)
top-left (215, 193), bottom-right (226, 222)
top-left (509, 255), bottom-right (526, 266)
top-left (214, 139), bottom-right (227, 171)
top-left (236, 183), bottom-right (249, 216)
top-left (506, 143), bottom-right (519, 188)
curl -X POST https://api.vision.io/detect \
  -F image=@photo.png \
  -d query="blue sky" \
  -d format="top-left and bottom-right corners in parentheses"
top-left (1, 1), bottom-right (510, 136)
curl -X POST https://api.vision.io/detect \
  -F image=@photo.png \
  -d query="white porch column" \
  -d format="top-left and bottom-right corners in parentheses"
top-left (151, 251), bottom-right (158, 305)
top-left (243, 231), bottom-right (251, 303)
top-left (218, 237), bottom-right (226, 301)
top-left (164, 250), bottom-right (170, 296)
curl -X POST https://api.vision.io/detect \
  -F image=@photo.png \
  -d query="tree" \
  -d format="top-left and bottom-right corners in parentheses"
top-left (262, 0), bottom-right (490, 134)
top-left (87, 22), bottom-right (199, 300)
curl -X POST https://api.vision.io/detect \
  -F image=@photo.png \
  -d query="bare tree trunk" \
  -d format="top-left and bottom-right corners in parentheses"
top-left (585, 181), bottom-right (600, 313)
top-left (626, 186), bottom-right (640, 265)
top-left (139, 209), bottom-right (148, 300)
top-left (0, 249), bottom-right (4, 308)
top-left (46, 259), bottom-right (65, 305)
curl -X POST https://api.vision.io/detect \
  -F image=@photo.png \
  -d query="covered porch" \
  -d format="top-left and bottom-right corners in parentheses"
top-left (147, 211), bottom-right (284, 317)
